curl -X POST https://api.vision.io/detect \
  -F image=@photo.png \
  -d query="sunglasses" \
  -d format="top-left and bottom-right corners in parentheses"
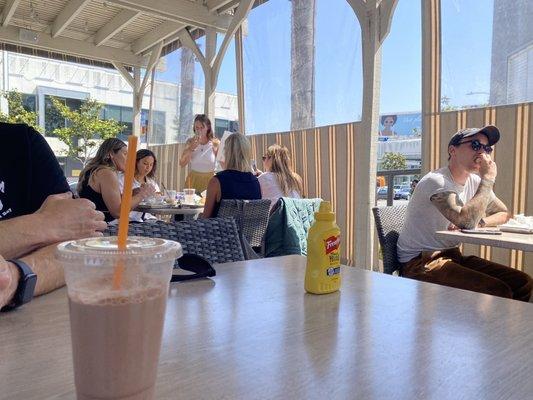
top-left (262, 155), bottom-right (271, 161)
top-left (457, 139), bottom-right (493, 154)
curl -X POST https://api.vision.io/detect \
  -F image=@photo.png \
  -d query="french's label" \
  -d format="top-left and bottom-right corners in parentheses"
top-left (324, 235), bottom-right (340, 254)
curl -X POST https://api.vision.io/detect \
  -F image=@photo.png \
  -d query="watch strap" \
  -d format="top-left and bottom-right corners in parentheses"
top-left (2, 259), bottom-right (37, 311)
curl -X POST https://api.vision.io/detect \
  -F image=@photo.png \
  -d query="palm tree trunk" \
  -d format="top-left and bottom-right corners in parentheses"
top-left (291, 0), bottom-right (316, 131)
top-left (178, 47), bottom-right (195, 139)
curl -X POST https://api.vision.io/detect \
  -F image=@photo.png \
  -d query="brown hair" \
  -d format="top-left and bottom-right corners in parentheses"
top-left (136, 149), bottom-right (157, 179)
top-left (77, 138), bottom-right (126, 192)
top-left (266, 144), bottom-right (303, 196)
top-left (194, 114), bottom-right (214, 141)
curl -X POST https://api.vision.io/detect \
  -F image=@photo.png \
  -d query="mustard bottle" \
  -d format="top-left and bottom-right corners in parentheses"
top-left (305, 201), bottom-right (341, 294)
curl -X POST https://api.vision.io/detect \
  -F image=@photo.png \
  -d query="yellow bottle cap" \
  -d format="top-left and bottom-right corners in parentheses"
top-left (315, 201), bottom-right (335, 221)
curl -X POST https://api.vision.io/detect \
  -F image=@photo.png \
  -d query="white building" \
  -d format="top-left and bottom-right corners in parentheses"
top-left (0, 51), bottom-right (238, 155)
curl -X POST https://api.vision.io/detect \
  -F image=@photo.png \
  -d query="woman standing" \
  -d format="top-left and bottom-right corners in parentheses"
top-left (202, 133), bottom-right (261, 218)
top-left (179, 114), bottom-right (219, 193)
top-left (258, 144), bottom-right (303, 207)
top-left (78, 138), bottom-right (154, 223)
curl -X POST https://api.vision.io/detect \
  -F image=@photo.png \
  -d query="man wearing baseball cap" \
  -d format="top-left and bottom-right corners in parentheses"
top-left (397, 125), bottom-right (532, 301)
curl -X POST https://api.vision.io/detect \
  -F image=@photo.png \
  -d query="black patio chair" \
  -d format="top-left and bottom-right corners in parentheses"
top-left (104, 218), bottom-right (245, 266)
top-left (217, 199), bottom-right (271, 258)
top-left (372, 204), bottom-right (408, 275)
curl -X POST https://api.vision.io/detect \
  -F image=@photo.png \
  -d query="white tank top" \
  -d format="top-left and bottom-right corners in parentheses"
top-left (190, 141), bottom-right (216, 173)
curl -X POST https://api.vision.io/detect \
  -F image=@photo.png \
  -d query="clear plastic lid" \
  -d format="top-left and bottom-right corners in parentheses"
top-left (56, 236), bottom-right (182, 264)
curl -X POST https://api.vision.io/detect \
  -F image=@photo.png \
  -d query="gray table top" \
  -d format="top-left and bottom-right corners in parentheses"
top-left (134, 204), bottom-right (204, 215)
top-left (2, 255), bottom-right (532, 400)
top-left (436, 230), bottom-right (533, 252)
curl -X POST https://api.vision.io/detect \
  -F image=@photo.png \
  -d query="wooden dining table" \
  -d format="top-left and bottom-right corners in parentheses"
top-left (2, 255), bottom-right (532, 399)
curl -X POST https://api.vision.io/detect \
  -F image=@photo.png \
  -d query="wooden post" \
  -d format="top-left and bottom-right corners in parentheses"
top-left (235, 25), bottom-right (246, 134)
top-left (346, 0), bottom-right (398, 269)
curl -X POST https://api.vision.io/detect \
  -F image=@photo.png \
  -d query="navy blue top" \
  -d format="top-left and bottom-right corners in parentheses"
top-left (213, 169), bottom-right (261, 216)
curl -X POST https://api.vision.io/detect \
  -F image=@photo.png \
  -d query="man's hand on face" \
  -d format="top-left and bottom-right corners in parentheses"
top-left (476, 153), bottom-right (497, 182)
top-left (35, 193), bottom-right (107, 242)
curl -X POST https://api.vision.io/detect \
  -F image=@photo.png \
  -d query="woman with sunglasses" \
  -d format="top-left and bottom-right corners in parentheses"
top-left (258, 144), bottom-right (303, 208)
top-left (179, 114), bottom-right (220, 193)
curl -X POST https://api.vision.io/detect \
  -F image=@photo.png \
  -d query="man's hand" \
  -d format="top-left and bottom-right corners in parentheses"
top-left (477, 153), bottom-right (497, 181)
top-left (36, 193), bottom-right (107, 243)
top-left (0, 257), bottom-right (19, 309)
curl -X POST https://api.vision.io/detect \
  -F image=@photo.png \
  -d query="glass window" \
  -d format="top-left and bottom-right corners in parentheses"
top-left (214, 118), bottom-right (230, 138)
top-left (21, 94), bottom-right (36, 112)
top-left (105, 105), bottom-right (121, 121)
top-left (441, 1), bottom-right (495, 110)
top-left (44, 95), bottom-right (66, 136)
top-left (121, 107), bottom-right (133, 123)
top-left (507, 44), bottom-right (533, 104)
top-left (315, 0), bottom-right (363, 126)
top-left (150, 110), bottom-right (166, 145)
top-left (244, 0), bottom-right (291, 134)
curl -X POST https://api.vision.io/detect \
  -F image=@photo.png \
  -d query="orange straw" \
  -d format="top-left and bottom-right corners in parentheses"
top-left (112, 135), bottom-right (138, 289)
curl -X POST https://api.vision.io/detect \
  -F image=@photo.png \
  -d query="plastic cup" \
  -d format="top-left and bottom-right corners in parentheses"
top-left (56, 236), bottom-right (182, 400)
top-left (183, 188), bottom-right (195, 204)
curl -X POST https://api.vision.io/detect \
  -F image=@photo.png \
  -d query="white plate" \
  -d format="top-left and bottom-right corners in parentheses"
top-left (499, 225), bottom-right (533, 234)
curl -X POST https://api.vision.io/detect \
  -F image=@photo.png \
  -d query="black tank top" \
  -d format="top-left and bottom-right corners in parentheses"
top-left (78, 169), bottom-right (114, 222)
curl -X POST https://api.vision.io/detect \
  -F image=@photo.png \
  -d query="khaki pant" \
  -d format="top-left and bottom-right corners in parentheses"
top-left (185, 170), bottom-right (214, 194)
top-left (403, 247), bottom-right (532, 302)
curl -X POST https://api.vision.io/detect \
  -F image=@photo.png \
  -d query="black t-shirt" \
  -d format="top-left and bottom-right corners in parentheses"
top-left (0, 123), bottom-right (69, 220)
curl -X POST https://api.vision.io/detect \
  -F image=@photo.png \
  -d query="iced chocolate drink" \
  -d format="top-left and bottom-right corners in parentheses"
top-left (57, 237), bottom-right (181, 400)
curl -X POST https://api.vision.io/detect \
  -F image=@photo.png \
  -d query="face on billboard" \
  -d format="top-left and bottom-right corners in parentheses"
top-left (378, 113), bottom-right (421, 138)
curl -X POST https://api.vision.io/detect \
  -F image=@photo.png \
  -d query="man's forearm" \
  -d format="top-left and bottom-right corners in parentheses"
top-left (20, 243), bottom-right (65, 297)
top-left (483, 211), bottom-right (510, 227)
top-left (0, 214), bottom-right (53, 259)
top-left (460, 179), bottom-right (495, 228)
top-left (430, 180), bottom-right (495, 229)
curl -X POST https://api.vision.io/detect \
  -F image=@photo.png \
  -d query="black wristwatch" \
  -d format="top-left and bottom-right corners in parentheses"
top-left (1, 259), bottom-right (37, 311)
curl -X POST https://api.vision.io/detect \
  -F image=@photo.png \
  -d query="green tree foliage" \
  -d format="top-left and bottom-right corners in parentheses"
top-left (51, 97), bottom-right (125, 167)
top-left (381, 152), bottom-right (407, 171)
top-left (0, 90), bottom-right (42, 132)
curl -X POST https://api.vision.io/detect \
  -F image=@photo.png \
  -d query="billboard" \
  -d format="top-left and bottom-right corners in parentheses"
top-left (378, 112), bottom-right (422, 140)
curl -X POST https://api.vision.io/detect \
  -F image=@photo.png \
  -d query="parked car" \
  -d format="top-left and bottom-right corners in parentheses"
top-left (376, 186), bottom-right (388, 200)
top-left (67, 177), bottom-right (78, 197)
top-left (394, 187), bottom-right (411, 200)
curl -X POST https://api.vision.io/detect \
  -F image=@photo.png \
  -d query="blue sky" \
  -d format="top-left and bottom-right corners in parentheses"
top-left (157, 0), bottom-right (495, 135)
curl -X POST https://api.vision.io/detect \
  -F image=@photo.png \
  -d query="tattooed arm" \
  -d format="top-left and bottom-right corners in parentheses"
top-left (482, 196), bottom-right (510, 226)
top-left (430, 179), bottom-right (495, 229)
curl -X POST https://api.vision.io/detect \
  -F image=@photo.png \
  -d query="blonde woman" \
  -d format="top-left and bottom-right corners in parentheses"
top-left (179, 114), bottom-right (219, 193)
top-left (258, 144), bottom-right (303, 207)
top-left (202, 133), bottom-right (261, 218)
top-left (78, 138), bottom-right (154, 223)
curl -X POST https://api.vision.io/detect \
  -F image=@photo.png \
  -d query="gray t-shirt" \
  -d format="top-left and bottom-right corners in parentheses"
top-left (397, 166), bottom-right (494, 263)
